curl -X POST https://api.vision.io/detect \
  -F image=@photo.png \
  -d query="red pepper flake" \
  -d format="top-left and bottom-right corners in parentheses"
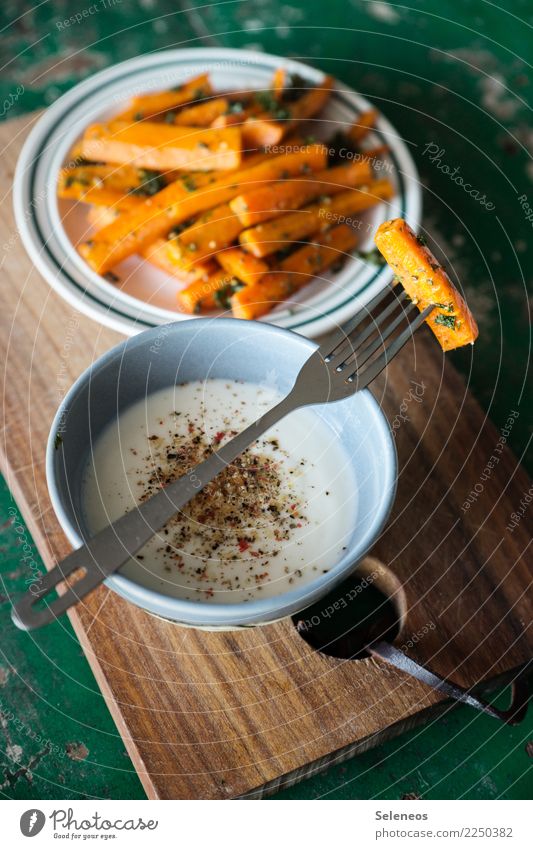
top-left (214, 431), bottom-right (225, 444)
top-left (238, 539), bottom-right (250, 552)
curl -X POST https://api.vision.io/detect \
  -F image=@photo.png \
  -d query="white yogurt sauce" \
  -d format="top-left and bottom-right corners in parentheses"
top-left (82, 379), bottom-right (356, 603)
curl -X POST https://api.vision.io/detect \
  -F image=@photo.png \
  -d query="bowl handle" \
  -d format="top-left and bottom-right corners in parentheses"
top-left (368, 640), bottom-right (530, 725)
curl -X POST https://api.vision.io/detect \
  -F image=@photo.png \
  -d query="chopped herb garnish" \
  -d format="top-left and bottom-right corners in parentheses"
top-left (214, 278), bottom-right (244, 309)
top-left (167, 221), bottom-right (191, 240)
top-left (357, 248), bottom-right (386, 266)
top-left (225, 100), bottom-right (245, 114)
top-left (193, 87), bottom-right (209, 101)
top-left (64, 174), bottom-right (88, 188)
top-left (416, 233), bottom-right (428, 246)
top-left (274, 245), bottom-right (295, 261)
top-left (254, 90), bottom-right (291, 119)
top-left (54, 433), bottom-right (63, 450)
top-left (434, 301), bottom-right (454, 312)
top-left (165, 111), bottom-right (176, 124)
top-left (130, 169), bottom-right (166, 197)
top-left (182, 175), bottom-right (197, 192)
top-left (434, 313), bottom-right (457, 329)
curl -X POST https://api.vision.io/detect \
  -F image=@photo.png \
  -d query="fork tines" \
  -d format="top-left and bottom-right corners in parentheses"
top-left (321, 285), bottom-right (435, 388)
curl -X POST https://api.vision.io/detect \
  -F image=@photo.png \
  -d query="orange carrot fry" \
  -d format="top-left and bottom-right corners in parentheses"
top-left (79, 144), bottom-right (327, 273)
top-left (286, 75), bottom-right (335, 125)
top-left (230, 159), bottom-right (372, 227)
top-left (231, 223), bottom-right (358, 319)
top-left (346, 110), bottom-right (378, 145)
top-left (87, 206), bottom-right (120, 230)
top-left (112, 74), bottom-right (212, 123)
top-left (230, 272), bottom-right (293, 320)
top-left (141, 238), bottom-right (214, 284)
top-left (173, 97), bottom-right (229, 126)
top-left (241, 118), bottom-right (286, 148)
top-left (279, 223), bottom-right (357, 285)
top-left (173, 203), bottom-right (243, 263)
top-left (57, 164), bottom-right (167, 209)
top-left (177, 269), bottom-right (235, 313)
top-left (241, 75), bottom-right (335, 148)
top-left (239, 179), bottom-right (394, 257)
top-left (211, 103), bottom-right (263, 129)
top-left (217, 248), bottom-right (269, 285)
top-left (374, 218), bottom-right (479, 351)
top-left (272, 68), bottom-right (286, 99)
top-left (81, 122), bottom-right (242, 172)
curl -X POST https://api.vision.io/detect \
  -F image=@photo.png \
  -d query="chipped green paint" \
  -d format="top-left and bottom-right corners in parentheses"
top-left (0, 477), bottom-right (144, 800)
top-left (0, 0), bottom-right (531, 800)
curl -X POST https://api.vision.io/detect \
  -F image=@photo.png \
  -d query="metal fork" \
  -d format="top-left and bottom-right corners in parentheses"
top-left (12, 287), bottom-right (435, 630)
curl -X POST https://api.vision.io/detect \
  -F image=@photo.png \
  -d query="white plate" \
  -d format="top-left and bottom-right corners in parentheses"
top-left (13, 48), bottom-right (421, 338)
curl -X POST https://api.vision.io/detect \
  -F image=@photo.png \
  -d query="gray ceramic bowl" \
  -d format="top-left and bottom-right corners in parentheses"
top-left (46, 319), bottom-right (397, 628)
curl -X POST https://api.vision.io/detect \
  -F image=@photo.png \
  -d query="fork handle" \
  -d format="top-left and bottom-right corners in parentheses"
top-left (12, 394), bottom-right (298, 630)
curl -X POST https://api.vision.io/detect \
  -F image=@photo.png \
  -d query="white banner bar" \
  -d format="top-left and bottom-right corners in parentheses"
top-left (1, 799), bottom-right (531, 847)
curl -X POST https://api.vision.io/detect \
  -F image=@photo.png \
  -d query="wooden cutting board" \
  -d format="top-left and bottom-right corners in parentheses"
top-left (1, 114), bottom-right (531, 799)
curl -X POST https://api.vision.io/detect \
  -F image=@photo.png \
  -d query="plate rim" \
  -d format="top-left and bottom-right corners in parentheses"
top-left (13, 46), bottom-right (421, 339)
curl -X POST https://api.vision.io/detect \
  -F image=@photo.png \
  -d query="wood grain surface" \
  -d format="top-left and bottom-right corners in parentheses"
top-left (1, 114), bottom-right (531, 799)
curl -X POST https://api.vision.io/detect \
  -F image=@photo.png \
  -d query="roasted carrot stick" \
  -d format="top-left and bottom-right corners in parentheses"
top-left (172, 203), bottom-right (242, 263)
top-left (211, 102), bottom-right (263, 129)
top-left (239, 179), bottom-right (394, 257)
top-left (87, 206), bottom-right (120, 230)
top-left (241, 75), bottom-right (335, 148)
top-left (230, 159), bottom-right (372, 227)
top-left (216, 247), bottom-right (269, 286)
top-left (272, 67), bottom-right (286, 99)
top-left (81, 122), bottom-right (242, 172)
top-left (87, 206), bottom-right (215, 281)
top-left (374, 218), bottom-right (479, 351)
top-left (177, 269), bottom-right (237, 313)
top-left (278, 223), bottom-right (357, 284)
top-left (346, 110), bottom-right (378, 145)
top-left (232, 223), bottom-right (358, 319)
top-left (112, 74), bottom-right (212, 123)
top-left (284, 75), bottom-right (335, 125)
top-left (60, 186), bottom-right (142, 210)
top-left (241, 118), bottom-right (286, 148)
top-left (170, 156), bottom-right (363, 264)
top-left (230, 272), bottom-right (292, 319)
top-left (79, 144), bottom-right (327, 273)
top-left (58, 164), bottom-right (169, 209)
top-left (173, 97), bottom-right (229, 127)
top-left (141, 239), bottom-right (215, 284)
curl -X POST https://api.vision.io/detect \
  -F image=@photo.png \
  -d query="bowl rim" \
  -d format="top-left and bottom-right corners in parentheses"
top-left (46, 318), bottom-right (397, 626)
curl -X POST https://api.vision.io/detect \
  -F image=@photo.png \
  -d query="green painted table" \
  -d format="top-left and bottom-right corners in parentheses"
top-left (0, 0), bottom-right (531, 799)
